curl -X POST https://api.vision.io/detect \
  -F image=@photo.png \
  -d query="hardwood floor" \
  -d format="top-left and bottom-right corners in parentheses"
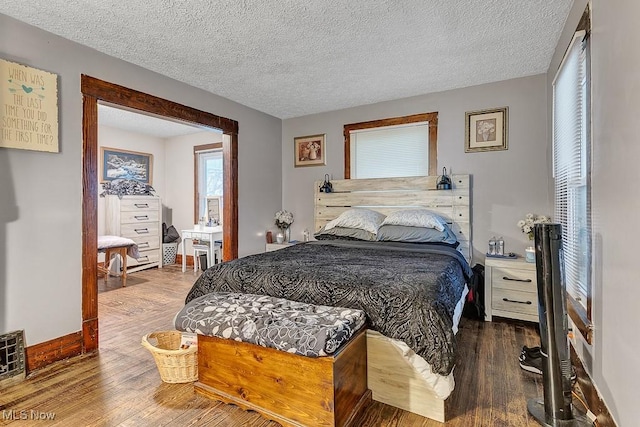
top-left (1, 265), bottom-right (551, 426)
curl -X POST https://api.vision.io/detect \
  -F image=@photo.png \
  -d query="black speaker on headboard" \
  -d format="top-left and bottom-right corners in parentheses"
top-left (527, 223), bottom-right (591, 426)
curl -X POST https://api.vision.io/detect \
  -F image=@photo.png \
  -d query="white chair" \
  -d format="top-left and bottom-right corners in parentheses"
top-left (213, 240), bottom-right (222, 264)
top-left (193, 243), bottom-right (210, 272)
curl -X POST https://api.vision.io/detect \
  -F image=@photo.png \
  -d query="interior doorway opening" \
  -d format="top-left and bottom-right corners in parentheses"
top-left (81, 75), bottom-right (238, 353)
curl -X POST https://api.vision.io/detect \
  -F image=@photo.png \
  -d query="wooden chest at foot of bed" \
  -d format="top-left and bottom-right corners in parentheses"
top-left (195, 328), bottom-right (370, 427)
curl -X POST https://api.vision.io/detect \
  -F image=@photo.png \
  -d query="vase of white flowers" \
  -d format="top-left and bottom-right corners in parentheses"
top-left (517, 213), bottom-right (551, 240)
top-left (274, 210), bottom-right (294, 242)
top-left (517, 213), bottom-right (551, 262)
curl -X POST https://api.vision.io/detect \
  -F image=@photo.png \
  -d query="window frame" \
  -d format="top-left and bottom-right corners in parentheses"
top-left (552, 8), bottom-right (593, 344)
top-left (193, 142), bottom-right (223, 224)
top-left (343, 112), bottom-right (438, 178)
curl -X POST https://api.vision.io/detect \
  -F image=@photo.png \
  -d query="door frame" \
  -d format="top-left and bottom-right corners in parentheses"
top-left (81, 75), bottom-right (238, 352)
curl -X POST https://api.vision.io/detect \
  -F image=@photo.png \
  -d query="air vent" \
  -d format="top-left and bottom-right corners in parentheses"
top-left (0, 330), bottom-right (26, 384)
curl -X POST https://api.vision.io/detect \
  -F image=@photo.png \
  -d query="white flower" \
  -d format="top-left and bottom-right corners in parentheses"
top-left (517, 213), bottom-right (551, 239)
top-left (275, 210), bottom-right (294, 229)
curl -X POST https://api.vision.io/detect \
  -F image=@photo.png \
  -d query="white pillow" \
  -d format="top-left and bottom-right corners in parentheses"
top-left (381, 209), bottom-right (447, 232)
top-left (324, 208), bottom-right (386, 235)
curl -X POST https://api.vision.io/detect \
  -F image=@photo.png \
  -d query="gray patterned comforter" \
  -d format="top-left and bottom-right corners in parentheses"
top-left (185, 240), bottom-right (472, 375)
top-left (175, 292), bottom-right (366, 357)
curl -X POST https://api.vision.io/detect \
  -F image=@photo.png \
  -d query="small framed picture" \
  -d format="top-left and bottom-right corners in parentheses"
top-left (465, 107), bottom-right (508, 153)
top-left (294, 134), bottom-right (326, 167)
top-left (101, 147), bottom-right (153, 184)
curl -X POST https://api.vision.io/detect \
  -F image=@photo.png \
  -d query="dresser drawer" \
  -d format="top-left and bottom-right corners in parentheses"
top-left (120, 222), bottom-right (159, 238)
top-left (492, 267), bottom-right (537, 293)
top-left (128, 249), bottom-right (160, 267)
top-left (127, 235), bottom-right (160, 251)
top-left (119, 198), bottom-right (160, 212)
top-left (119, 210), bottom-right (160, 224)
top-left (492, 288), bottom-right (538, 317)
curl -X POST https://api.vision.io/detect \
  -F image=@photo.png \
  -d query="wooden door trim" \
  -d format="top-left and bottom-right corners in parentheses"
top-left (81, 75), bottom-right (239, 353)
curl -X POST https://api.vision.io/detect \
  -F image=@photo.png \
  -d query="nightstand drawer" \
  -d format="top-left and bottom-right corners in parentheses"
top-left (492, 267), bottom-right (537, 293)
top-left (485, 257), bottom-right (538, 322)
top-left (492, 288), bottom-right (538, 317)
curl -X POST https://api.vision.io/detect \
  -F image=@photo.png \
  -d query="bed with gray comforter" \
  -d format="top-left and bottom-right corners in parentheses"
top-left (183, 240), bottom-right (472, 376)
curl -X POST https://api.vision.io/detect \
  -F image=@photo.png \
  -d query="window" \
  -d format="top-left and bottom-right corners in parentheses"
top-left (552, 27), bottom-right (592, 342)
top-left (344, 112), bottom-right (438, 178)
top-left (194, 143), bottom-right (223, 223)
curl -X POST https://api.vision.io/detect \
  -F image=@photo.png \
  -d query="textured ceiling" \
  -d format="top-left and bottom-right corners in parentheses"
top-left (98, 104), bottom-right (209, 138)
top-left (1, 1), bottom-right (573, 119)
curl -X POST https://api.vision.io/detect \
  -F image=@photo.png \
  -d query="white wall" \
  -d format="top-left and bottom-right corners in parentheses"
top-left (282, 75), bottom-right (551, 260)
top-left (548, 1), bottom-right (640, 425)
top-left (97, 125), bottom-right (167, 237)
top-left (164, 131), bottom-right (224, 256)
top-left (0, 13), bottom-right (282, 345)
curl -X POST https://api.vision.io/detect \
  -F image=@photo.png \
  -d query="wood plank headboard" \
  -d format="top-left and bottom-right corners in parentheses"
top-left (314, 175), bottom-right (472, 262)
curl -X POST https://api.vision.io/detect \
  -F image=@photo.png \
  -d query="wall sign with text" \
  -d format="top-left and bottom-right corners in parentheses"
top-left (0, 59), bottom-right (59, 153)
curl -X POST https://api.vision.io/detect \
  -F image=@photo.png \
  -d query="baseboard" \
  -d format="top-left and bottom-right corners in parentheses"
top-left (25, 331), bottom-right (84, 374)
top-left (571, 345), bottom-right (617, 427)
top-left (175, 254), bottom-right (194, 267)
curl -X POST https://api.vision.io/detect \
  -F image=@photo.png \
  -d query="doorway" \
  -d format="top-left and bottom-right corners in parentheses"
top-left (81, 75), bottom-right (238, 352)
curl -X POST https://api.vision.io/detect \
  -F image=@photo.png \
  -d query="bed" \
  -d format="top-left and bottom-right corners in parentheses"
top-left (182, 174), bottom-right (471, 422)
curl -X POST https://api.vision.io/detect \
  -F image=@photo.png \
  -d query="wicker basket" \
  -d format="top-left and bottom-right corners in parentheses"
top-left (162, 242), bottom-right (178, 265)
top-left (141, 331), bottom-right (197, 383)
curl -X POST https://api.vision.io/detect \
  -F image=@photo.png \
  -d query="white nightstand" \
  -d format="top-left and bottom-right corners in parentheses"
top-left (265, 242), bottom-right (296, 252)
top-left (485, 257), bottom-right (539, 323)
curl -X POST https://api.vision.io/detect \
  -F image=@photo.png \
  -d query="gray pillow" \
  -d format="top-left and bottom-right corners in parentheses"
top-left (324, 208), bottom-right (386, 235)
top-left (380, 209), bottom-right (448, 232)
top-left (314, 225), bottom-right (376, 241)
top-left (376, 224), bottom-right (459, 247)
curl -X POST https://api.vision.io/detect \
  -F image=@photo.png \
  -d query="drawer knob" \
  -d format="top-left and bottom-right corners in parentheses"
top-left (138, 242), bottom-right (150, 248)
top-left (134, 203), bottom-right (149, 208)
top-left (503, 276), bottom-right (532, 283)
top-left (134, 228), bottom-right (149, 234)
top-left (134, 215), bottom-right (149, 220)
top-left (138, 256), bottom-right (149, 262)
top-left (503, 297), bottom-right (532, 305)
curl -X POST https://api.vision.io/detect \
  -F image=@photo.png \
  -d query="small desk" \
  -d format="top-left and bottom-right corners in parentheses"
top-left (181, 226), bottom-right (223, 272)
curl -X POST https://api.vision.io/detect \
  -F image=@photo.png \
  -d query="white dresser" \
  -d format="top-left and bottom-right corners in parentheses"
top-left (105, 195), bottom-right (162, 272)
top-left (485, 257), bottom-right (539, 323)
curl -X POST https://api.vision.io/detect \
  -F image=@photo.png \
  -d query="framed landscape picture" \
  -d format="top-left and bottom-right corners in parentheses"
top-left (465, 107), bottom-right (508, 153)
top-left (294, 134), bottom-right (326, 167)
top-left (101, 147), bottom-right (153, 184)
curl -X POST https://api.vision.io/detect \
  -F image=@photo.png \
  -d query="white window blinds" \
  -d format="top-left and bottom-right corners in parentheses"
top-left (197, 150), bottom-right (223, 220)
top-left (349, 123), bottom-right (429, 179)
top-left (553, 30), bottom-right (590, 309)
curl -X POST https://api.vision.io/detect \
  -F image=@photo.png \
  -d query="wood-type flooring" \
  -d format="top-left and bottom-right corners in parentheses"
top-left (1, 265), bottom-right (559, 426)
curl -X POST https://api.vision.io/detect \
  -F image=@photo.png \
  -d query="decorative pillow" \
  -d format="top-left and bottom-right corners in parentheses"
top-left (381, 209), bottom-right (448, 232)
top-left (324, 208), bottom-right (386, 235)
top-left (376, 224), bottom-right (459, 247)
top-left (314, 226), bottom-right (376, 241)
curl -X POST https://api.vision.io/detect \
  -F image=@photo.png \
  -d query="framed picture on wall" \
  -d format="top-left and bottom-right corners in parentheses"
top-left (294, 134), bottom-right (326, 167)
top-left (101, 147), bottom-right (153, 184)
top-left (464, 107), bottom-right (508, 153)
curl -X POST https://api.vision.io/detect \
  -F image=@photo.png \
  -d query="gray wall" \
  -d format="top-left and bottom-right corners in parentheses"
top-left (548, 1), bottom-right (639, 425)
top-left (0, 14), bottom-right (282, 344)
top-left (282, 75), bottom-right (551, 261)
